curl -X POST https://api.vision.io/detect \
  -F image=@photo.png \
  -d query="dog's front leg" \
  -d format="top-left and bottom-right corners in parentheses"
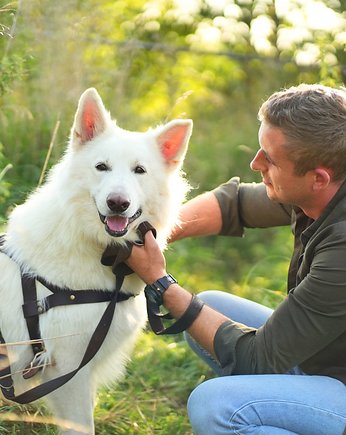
top-left (44, 370), bottom-right (96, 435)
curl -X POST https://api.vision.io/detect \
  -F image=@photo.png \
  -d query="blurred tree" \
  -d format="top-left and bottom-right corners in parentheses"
top-left (0, 1), bottom-right (25, 217)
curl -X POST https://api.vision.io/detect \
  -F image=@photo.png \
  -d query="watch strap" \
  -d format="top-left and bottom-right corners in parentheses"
top-left (144, 274), bottom-right (177, 306)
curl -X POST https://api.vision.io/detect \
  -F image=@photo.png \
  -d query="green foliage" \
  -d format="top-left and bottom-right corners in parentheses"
top-left (0, 143), bottom-right (12, 223)
top-left (0, 143), bottom-right (10, 189)
top-left (0, 54), bottom-right (26, 97)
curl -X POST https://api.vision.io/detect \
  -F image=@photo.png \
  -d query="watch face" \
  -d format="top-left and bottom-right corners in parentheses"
top-left (154, 275), bottom-right (177, 292)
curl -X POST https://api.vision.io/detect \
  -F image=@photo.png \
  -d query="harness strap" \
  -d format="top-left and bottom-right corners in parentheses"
top-left (0, 331), bottom-right (15, 399)
top-left (22, 288), bottom-right (124, 317)
top-left (0, 278), bottom-right (123, 404)
top-left (21, 274), bottom-right (45, 355)
top-left (0, 235), bottom-right (44, 357)
top-left (0, 233), bottom-right (132, 404)
top-left (20, 277), bottom-right (132, 373)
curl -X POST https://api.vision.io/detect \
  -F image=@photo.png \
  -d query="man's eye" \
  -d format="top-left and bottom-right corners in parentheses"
top-left (134, 165), bottom-right (146, 174)
top-left (95, 163), bottom-right (109, 171)
top-left (263, 153), bottom-right (274, 164)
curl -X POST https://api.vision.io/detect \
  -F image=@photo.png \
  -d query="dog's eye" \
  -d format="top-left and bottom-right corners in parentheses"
top-left (95, 163), bottom-right (109, 171)
top-left (134, 165), bottom-right (146, 174)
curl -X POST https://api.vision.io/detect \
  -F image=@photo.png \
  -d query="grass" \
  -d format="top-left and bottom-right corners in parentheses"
top-left (94, 333), bottom-right (210, 435)
top-left (0, 332), bottom-right (212, 434)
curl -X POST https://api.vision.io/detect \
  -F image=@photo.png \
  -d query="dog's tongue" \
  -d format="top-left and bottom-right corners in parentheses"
top-left (106, 216), bottom-right (129, 232)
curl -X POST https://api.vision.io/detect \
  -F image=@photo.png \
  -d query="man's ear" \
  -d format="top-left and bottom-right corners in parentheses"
top-left (312, 168), bottom-right (332, 191)
top-left (71, 88), bottom-right (111, 147)
top-left (155, 120), bottom-right (193, 169)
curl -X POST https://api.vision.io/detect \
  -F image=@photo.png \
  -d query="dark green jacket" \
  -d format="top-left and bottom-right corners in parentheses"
top-left (213, 177), bottom-right (346, 384)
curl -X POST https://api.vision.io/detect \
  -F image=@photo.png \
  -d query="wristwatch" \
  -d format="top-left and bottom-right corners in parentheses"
top-left (144, 274), bottom-right (177, 306)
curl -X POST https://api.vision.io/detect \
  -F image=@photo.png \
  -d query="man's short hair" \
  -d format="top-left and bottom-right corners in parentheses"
top-left (258, 84), bottom-right (346, 182)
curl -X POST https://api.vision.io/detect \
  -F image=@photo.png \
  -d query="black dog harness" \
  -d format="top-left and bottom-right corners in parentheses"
top-left (0, 223), bottom-right (149, 404)
top-left (0, 222), bottom-right (201, 404)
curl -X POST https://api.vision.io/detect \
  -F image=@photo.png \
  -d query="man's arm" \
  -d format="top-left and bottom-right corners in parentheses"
top-left (169, 191), bottom-right (222, 242)
top-left (170, 179), bottom-right (292, 243)
top-left (162, 284), bottom-right (229, 358)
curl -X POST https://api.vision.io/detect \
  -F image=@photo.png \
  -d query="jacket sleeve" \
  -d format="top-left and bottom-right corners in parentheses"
top-left (212, 177), bottom-right (292, 236)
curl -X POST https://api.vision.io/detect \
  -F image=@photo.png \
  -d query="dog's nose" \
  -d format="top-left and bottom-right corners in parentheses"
top-left (106, 194), bottom-right (130, 213)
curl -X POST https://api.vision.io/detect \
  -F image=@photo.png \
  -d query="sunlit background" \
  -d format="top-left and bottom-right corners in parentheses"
top-left (1, 0), bottom-right (345, 187)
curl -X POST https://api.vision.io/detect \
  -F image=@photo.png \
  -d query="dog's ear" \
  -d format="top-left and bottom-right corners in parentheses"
top-left (156, 120), bottom-right (193, 168)
top-left (72, 88), bottom-right (111, 146)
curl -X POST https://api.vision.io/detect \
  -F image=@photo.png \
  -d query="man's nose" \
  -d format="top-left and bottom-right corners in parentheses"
top-left (250, 149), bottom-right (265, 172)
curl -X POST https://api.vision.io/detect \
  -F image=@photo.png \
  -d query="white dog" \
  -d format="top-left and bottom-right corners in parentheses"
top-left (0, 88), bottom-right (192, 434)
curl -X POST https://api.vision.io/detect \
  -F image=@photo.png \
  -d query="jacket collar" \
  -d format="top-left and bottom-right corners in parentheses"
top-left (301, 179), bottom-right (346, 245)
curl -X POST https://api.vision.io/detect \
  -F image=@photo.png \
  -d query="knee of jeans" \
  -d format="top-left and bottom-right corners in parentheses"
top-left (187, 383), bottom-right (207, 431)
top-left (187, 381), bottom-right (219, 433)
top-left (196, 290), bottom-right (221, 304)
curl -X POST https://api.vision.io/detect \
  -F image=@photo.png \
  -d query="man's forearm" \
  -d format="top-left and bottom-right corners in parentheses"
top-left (163, 284), bottom-right (229, 358)
top-left (169, 192), bottom-right (222, 242)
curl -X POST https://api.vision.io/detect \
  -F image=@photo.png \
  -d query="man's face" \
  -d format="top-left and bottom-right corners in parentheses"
top-left (250, 122), bottom-right (312, 206)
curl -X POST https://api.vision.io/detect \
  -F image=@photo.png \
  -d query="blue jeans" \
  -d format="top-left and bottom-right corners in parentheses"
top-left (186, 291), bottom-right (346, 435)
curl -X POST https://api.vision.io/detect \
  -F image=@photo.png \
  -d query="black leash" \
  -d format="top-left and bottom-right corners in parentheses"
top-left (0, 221), bottom-right (201, 404)
top-left (102, 222), bottom-right (205, 336)
top-left (145, 294), bottom-right (204, 335)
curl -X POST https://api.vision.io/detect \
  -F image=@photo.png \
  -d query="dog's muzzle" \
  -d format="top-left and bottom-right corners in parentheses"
top-left (99, 208), bottom-right (142, 237)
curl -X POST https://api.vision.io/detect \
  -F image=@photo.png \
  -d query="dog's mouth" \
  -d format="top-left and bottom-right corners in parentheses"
top-left (99, 209), bottom-right (142, 237)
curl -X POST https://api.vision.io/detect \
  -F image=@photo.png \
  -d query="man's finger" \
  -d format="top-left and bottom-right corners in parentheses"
top-left (144, 230), bottom-right (157, 247)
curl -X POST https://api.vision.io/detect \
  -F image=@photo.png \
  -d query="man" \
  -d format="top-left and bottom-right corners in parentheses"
top-left (127, 84), bottom-right (346, 434)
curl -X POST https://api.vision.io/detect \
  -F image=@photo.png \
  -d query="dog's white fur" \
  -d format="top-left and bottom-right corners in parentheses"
top-left (0, 88), bottom-right (192, 434)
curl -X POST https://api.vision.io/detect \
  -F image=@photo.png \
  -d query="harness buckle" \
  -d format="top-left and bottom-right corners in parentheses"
top-left (0, 378), bottom-right (14, 391)
top-left (22, 350), bottom-right (47, 379)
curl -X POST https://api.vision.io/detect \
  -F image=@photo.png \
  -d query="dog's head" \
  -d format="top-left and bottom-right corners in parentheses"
top-left (68, 88), bottom-right (192, 245)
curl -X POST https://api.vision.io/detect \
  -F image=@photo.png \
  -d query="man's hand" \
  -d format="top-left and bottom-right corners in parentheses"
top-left (126, 231), bottom-right (167, 284)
